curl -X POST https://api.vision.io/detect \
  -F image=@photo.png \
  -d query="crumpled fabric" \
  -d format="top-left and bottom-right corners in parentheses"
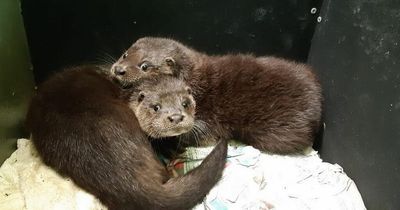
top-left (0, 139), bottom-right (106, 210)
top-left (173, 145), bottom-right (366, 210)
top-left (0, 139), bottom-right (366, 210)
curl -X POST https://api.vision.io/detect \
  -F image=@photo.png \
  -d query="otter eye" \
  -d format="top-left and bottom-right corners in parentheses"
top-left (139, 62), bottom-right (149, 71)
top-left (138, 93), bottom-right (145, 102)
top-left (165, 57), bottom-right (175, 66)
top-left (122, 53), bottom-right (128, 59)
top-left (186, 87), bottom-right (192, 95)
top-left (153, 104), bottom-right (161, 112)
top-left (182, 100), bottom-right (190, 108)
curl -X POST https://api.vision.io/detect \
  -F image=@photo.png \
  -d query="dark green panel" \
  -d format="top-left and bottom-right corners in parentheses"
top-left (0, 0), bottom-right (35, 163)
top-left (308, 0), bottom-right (400, 209)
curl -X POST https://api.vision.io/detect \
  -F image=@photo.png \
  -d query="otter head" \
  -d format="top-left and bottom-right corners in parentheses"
top-left (129, 77), bottom-right (196, 138)
top-left (111, 37), bottom-right (196, 87)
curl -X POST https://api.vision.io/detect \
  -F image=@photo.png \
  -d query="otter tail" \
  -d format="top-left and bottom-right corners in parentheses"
top-left (125, 138), bottom-right (227, 210)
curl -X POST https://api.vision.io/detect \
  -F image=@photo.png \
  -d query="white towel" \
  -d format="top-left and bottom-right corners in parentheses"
top-left (0, 139), bottom-right (106, 210)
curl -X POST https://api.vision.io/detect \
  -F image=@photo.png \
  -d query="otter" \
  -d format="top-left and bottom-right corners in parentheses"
top-left (111, 37), bottom-right (322, 154)
top-left (26, 65), bottom-right (227, 210)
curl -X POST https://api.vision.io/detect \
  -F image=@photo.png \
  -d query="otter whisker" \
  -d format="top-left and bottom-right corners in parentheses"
top-left (185, 123), bottom-right (201, 147)
top-left (193, 125), bottom-right (202, 147)
top-left (92, 51), bottom-right (119, 69)
top-left (104, 52), bottom-right (117, 63)
top-left (191, 120), bottom-right (212, 146)
top-left (94, 56), bottom-right (114, 66)
top-left (197, 120), bottom-right (211, 137)
top-left (143, 123), bottom-right (161, 139)
top-left (100, 51), bottom-right (117, 63)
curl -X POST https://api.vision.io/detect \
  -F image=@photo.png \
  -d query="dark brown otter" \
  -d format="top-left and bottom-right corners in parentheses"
top-left (111, 37), bottom-right (322, 154)
top-left (26, 65), bottom-right (227, 210)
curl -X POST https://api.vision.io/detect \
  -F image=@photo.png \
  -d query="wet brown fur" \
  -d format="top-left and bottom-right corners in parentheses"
top-left (26, 65), bottom-right (227, 210)
top-left (112, 37), bottom-right (322, 154)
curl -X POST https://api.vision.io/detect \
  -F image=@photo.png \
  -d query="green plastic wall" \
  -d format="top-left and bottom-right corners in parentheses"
top-left (0, 0), bottom-right (34, 164)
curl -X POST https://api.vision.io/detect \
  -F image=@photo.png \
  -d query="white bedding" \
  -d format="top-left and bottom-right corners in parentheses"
top-left (0, 139), bottom-right (366, 210)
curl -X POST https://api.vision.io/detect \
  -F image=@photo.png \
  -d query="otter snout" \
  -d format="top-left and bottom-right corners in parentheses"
top-left (113, 65), bottom-right (126, 76)
top-left (168, 114), bottom-right (184, 124)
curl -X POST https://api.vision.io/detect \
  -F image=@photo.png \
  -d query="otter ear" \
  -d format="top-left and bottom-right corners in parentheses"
top-left (138, 92), bottom-right (145, 102)
top-left (165, 57), bottom-right (176, 66)
top-left (185, 87), bottom-right (192, 95)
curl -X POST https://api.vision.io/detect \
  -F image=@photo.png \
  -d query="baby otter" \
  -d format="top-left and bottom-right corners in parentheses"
top-left (111, 37), bottom-right (322, 154)
top-left (26, 65), bottom-right (227, 210)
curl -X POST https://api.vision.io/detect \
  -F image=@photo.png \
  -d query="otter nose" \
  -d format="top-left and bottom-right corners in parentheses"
top-left (113, 66), bottom-right (126, 76)
top-left (168, 114), bottom-right (184, 124)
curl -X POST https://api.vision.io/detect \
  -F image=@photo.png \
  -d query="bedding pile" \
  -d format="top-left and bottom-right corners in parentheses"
top-left (0, 139), bottom-right (366, 210)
